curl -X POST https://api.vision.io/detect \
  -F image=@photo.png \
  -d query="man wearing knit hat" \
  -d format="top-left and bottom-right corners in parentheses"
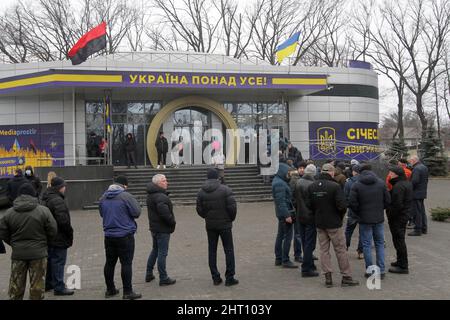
top-left (99, 175), bottom-right (142, 299)
top-left (0, 183), bottom-right (57, 299)
top-left (308, 163), bottom-right (359, 287)
top-left (42, 176), bottom-right (75, 296)
top-left (294, 164), bottom-right (319, 277)
top-left (386, 165), bottom-right (412, 274)
top-left (197, 168), bottom-right (238, 286)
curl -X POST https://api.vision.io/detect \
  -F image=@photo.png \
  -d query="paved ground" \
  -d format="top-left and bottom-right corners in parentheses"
top-left (0, 179), bottom-right (449, 300)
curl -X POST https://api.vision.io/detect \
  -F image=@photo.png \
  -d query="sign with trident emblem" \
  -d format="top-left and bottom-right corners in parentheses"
top-left (317, 127), bottom-right (336, 156)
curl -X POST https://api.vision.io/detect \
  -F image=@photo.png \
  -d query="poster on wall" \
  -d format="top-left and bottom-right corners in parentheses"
top-left (309, 121), bottom-right (380, 161)
top-left (0, 123), bottom-right (64, 177)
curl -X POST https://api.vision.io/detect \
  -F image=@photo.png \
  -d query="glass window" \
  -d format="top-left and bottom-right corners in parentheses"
top-left (86, 102), bottom-right (103, 114)
top-left (128, 102), bottom-right (145, 115)
top-left (112, 102), bottom-right (127, 114)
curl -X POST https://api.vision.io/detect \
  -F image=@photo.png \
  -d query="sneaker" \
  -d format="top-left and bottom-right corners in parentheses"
top-left (159, 277), bottom-right (176, 286)
top-left (274, 259), bottom-right (282, 266)
top-left (225, 278), bottom-right (239, 286)
top-left (157, 165), bottom-right (160, 169)
top-left (213, 278), bottom-right (223, 286)
top-left (282, 261), bottom-right (298, 269)
top-left (357, 252), bottom-right (364, 260)
top-left (408, 230), bottom-right (422, 236)
top-left (294, 256), bottom-right (303, 263)
top-left (145, 274), bottom-right (155, 283)
top-left (341, 276), bottom-right (360, 287)
top-left (301, 271), bottom-right (319, 277)
top-left (312, 255), bottom-right (318, 261)
top-left (388, 266), bottom-right (409, 274)
top-left (123, 291), bottom-right (142, 300)
top-left (391, 261), bottom-right (399, 267)
top-left (406, 222), bottom-right (415, 229)
top-left (163, 165), bottom-right (166, 169)
top-left (325, 272), bottom-right (333, 288)
top-left (422, 230), bottom-right (428, 235)
top-left (54, 288), bottom-right (74, 296)
top-left (105, 288), bottom-right (119, 298)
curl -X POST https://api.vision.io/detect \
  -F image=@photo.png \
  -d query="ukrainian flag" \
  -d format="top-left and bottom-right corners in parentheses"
top-left (12, 138), bottom-right (20, 152)
top-left (276, 31), bottom-right (300, 64)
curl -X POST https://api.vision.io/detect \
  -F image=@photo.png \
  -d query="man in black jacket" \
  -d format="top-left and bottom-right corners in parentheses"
top-left (155, 132), bottom-right (169, 169)
top-left (42, 177), bottom-right (75, 296)
top-left (349, 164), bottom-right (390, 279)
top-left (125, 133), bottom-right (138, 169)
top-left (196, 168), bottom-right (238, 286)
top-left (386, 166), bottom-right (412, 274)
top-left (408, 156), bottom-right (429, 236)
top-left (145, 174), bottom-right (176, 286)
top-left (308, 163), bottom-right (359, 288)
top-left (6, 169), bottom-right (28, 205)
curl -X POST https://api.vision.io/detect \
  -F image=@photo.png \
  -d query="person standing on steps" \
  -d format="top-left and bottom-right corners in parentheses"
top-left (125, 133), bottom-right (138, 169)
top-left (155, 132), bottom-right (169, 169)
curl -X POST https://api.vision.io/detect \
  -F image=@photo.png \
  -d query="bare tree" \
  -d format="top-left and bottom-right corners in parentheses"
top-left (0, 5), bottom-right (29, 63)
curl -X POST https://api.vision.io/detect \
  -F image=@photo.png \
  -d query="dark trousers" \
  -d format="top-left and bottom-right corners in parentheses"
top-left (413, 199), bottom-right (427, 233)
top-left (275, 220), bottom-right (293, 264)
top-left (388, 217), bottom-right (408, 269)
top-left (46, 247), bottom-right (67, 292)
top-left (299, 223), bottom-right (317, 272)
top-left (157, 152), bottom-right (167, 165)
top-left (293, 220), bottom-right (302, 258)
top-left (104, 234), bottom-right (135, 294)
top-left (207, 228), bottom-right (235, 281)
top-left (0, 240), bottom-right (5, 254)
top-left (146, 232), bottom-right (170, 281)
top-left (126, 151), bottom-right (136, 167)
top-left (345, 218), bottom-right (363, 253)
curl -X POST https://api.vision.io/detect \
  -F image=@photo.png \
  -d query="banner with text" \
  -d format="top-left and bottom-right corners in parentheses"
top-left (0, 123), bottom-right (64, 176)
top-left (309, 121), bottom-right (380, 161)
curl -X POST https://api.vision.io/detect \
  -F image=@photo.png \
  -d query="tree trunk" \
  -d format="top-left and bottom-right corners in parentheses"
top-left (416, 94), bottom-right (428, 140)
top-left (433, 73), bottom-right (441, 139)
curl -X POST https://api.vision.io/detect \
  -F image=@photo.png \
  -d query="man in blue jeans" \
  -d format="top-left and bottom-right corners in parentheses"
top-left (349, 164), bottom-right (390, 279)
top-left (272, 163), bottom-right (297, 268)
top-left (145, 174), bottom-right (176, 285)
top-left (99, 176), bottom-right (142, 300)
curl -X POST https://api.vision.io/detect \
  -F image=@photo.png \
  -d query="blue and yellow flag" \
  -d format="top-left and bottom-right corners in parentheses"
top-left (105, 95), bottom-right (111, 133)
top-left (276, 31), bottom-right (300, 64)
top-left (12, 138), bottom-right (20, 152)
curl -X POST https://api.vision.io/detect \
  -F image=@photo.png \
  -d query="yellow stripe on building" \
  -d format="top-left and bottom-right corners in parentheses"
top-left (0, 74), bottom-right (123, 90)
top-left (272, 78), bottom-right (327, 85)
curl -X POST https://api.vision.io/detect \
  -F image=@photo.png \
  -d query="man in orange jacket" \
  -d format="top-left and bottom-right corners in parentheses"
top-left (386, 159), bottom-right (412, 191)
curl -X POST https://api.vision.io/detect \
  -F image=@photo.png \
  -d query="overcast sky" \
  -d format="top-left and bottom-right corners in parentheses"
top-left (0, 0), bottom-right (397, 118)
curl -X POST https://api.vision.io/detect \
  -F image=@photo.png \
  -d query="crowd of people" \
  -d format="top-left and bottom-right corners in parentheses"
top-left (272, 151), bottom-right (429, 288)
top-left (0, 147), bottom-right (430, 299)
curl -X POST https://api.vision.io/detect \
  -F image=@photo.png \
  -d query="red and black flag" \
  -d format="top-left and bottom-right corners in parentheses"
top-left (68, 22), bottom-right (107, 65)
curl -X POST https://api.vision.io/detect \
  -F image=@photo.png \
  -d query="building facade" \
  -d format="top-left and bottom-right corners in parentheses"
top-left (0, 52), bottom-right (379, 174)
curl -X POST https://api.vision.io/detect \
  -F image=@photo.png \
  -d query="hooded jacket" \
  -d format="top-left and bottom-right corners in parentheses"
top-left (146, 182), bottom-right (176, 234)
top-left (99, 184), bottom-right (141, 238)
top-left (387, 175), bottom-right (413, 221)
top-left (307, 173), bottom-right (347, 229)
top-left (25, 169), bottom-right (43, 197)
top-left (41, 188), bottom-right (73, 248)
top-left (196, 179), bottom-right (237, 230)
top-left (349, 170), bottom-right (391, 224)
top-left (6, 175), bottom-right (28, 204)
top-left (0, 195), bottom-right (57, 260)
top-left (294, 174), bottom-right (315, 225)
top-left (272, 163), bottom-right (294, 220)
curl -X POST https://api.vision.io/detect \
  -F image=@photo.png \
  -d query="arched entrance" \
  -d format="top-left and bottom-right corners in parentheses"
top-left (146, 96), bottom-right (239, 167)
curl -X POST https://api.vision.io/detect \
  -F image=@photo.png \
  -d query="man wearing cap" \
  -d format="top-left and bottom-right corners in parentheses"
top-left (155, 131), bottom-right (169, 169)
top-left (196, 168), bottom-right (238, 286)
top-left (386, 166), bottom-right (412, 274)
top-left (99, 176), bottom-right (142, 299)
top-left (294, 164), bottom-right (319, 277)
top-left (0, 183), bottom-right (57, 299)
top-left (349, 164), bottom-right (390, 279)
top-left (344, 164), bottom-right (363, 259)
top-left (42, 177), bottom-right (75, 296)
top-left (307, 163), bottom-right (359, 288)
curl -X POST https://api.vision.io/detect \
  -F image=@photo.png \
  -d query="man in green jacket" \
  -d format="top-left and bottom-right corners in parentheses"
top-left (0, 183), bottom-right (57, 300)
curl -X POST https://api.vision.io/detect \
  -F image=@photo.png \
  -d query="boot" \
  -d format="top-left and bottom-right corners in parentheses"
top-left (325, 272), bottom-right (333, 288)
top-left (388, 266), bottom-right (409, 274)
top-left (341, 276), bottom-right (359, 287)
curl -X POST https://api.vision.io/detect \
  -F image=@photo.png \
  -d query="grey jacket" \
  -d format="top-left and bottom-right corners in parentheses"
top-left (0, 195), bottom-right (57, 260)
top-left (411, 162), bottom-right (428, 199)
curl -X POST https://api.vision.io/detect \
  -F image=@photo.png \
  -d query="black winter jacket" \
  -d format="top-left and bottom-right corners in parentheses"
top-left (196, 179), bottom-right (237, 230)
top-left (146, 183), bottom-right (176, 234)
top-left (387, 176), bottom-right (413, 221)
top-left (155, 136), bottom-right (169, 153)
top-left (125, 137), bottom-right (136, 153)
top-left (6, 175), bottom-right (28, 204)
top-left (307, 173), bottom-right (347, 229)
top-left (42, 188), bottom-right (74, 248)
top-left (294, 174), bottom-right (315, 225)
top-left (411, 162), bottom-right (428, 199)
top-left (25, 175), bottom-right (43, 197)
top-left (349, 170), bottom-right (390, 224)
